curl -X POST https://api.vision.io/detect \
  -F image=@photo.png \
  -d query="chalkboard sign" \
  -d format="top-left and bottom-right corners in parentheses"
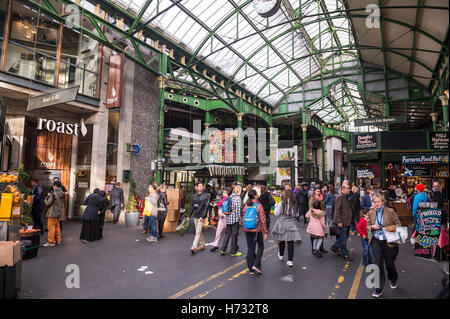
top-left (430, 132), bottom-right (449, 150)
top-left (352, 133), bottom-right (379, 152)
top-left (414, 208), bottom-right (441, 259)
top-left (381, 132), bottom-right (427, 150)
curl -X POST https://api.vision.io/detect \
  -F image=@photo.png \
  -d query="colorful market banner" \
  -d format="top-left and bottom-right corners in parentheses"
top-left (276, 146), bottom-right (297, 186)
top-left (414, 208), bottom-right (442, 259)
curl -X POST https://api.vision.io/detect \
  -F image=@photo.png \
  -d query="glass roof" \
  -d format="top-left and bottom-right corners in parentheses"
top-left (106, 0), bottom-right (445, 132)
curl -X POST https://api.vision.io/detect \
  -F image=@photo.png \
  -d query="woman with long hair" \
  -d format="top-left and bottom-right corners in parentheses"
top-left (243, 189), bottom-right (268, 275)
top-left (143, 184), bottom-right (159, 242)
top-left (271, 189), bottom-right (302, 267)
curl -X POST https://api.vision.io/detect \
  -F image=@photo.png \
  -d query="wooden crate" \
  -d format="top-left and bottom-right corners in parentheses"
top-left (163, 219), bottom-right (178, 232)
top-left (167, 210), bottom-right (180, 222)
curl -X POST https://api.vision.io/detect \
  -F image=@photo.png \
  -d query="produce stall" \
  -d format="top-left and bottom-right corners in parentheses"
top-left (0, 172), bottom-right (24, 299)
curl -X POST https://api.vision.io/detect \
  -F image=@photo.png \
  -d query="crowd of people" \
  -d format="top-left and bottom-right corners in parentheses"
top-left (28, 175), bottom-right (447, 298)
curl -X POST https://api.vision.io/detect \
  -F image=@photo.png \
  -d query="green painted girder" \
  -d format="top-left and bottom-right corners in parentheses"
top-left (164, 91), bottom-right (272, 126)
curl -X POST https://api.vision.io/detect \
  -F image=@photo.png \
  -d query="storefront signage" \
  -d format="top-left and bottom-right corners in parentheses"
top-left (401, 154), bottom-right (449, 164)
top-left (207, 165), bottom-right (245, 177)
top-left (354, 116), bottom-right (406, 127)
top-left (27, 85), bottom-right (79, 111)
top-left (106, 54), bottom-right (124, 109)
top-left (352, 133), bottom-right (379, 152)
top-left (37, 117), bottom-right (88, 137)
top-left (430, 132), bottom-right (449, 150)
top-left (403, 165), bottom-right (431, 177)
top-left (356, 169), bottom-right (375, 179)
top-left (40, 151), bottom-right (56, 169)
top-left (414, 208), bottom-right (441, 259)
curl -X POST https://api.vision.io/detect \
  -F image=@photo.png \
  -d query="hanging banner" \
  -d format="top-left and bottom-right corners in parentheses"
top-left (352, 133), bottom-right (379, 152)
top-left (27, 85), bottom-right (79, 110)
top-left (354, 116), bottom-right (406, 127)
top-left (276, 146), bottom-right (297, 186)
top-left (430, 132), bottom-right (449, 150)
top-left (106, 54), bottom-right (124, 109)
top-left (414, 208), bottom-right (442, 259)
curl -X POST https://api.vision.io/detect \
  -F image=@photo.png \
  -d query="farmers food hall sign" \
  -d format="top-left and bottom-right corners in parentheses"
top-left (401, 154), bottom-right (449, 164)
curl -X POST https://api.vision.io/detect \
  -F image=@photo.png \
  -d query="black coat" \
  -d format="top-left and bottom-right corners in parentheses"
top-left (348, 192), bottom-right (361, 222)
top-left (296, 189), bottom-right (309, 207)
top-left (431, 190), bottom-right (444, 209)
top-left (158, 192), bottom-right (169, 210)
top-left (83, 193), bottom-right (104, 221)
top-left (188, 192), bottom-right (209, 219)
top-left (31, 184), bottom-right (44, 212)
top-left (260, 192), bottom-right (275, 214)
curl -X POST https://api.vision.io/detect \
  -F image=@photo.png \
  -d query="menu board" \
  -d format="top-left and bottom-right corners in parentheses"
top-left (414, 208), bottom-right (442, 259)
top-left (403, 165), bottom-right (432, 177)
top-left (430, 132), bottom-right (449, 150)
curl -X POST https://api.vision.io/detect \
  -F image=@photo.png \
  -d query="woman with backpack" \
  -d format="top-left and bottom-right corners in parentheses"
top-left (272, 189), bottom-right (302, 267)
top-left (210, 188), bottom-right (231, 252)
top-left (242, 189), bottom-right (269, 275)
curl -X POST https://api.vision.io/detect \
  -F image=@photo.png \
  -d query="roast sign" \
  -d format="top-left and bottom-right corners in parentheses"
top-left (37, 117), bottom-right (88, 137)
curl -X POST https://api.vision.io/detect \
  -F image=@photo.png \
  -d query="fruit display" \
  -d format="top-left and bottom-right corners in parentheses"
top-left (1, 172), bottom-right (23, 205)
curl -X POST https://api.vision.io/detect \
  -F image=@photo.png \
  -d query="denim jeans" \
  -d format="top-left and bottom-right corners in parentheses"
top-left (332, 226), bottom-right (350, 257)
top-left (360, 237), bottom-right (373, 264)
top-left (143, 215), bottom-right (157, 237)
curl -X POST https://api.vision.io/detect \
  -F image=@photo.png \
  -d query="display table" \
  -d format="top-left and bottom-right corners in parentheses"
top-left (391, 202), bottom-right (413, 226)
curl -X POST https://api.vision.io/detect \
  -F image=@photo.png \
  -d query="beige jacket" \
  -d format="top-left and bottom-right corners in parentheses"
top-left (367, 206), bottom-right (402, 248)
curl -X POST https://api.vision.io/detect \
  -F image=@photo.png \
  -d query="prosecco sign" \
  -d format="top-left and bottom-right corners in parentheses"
top-left (27, 86), bottom-right (79, 111)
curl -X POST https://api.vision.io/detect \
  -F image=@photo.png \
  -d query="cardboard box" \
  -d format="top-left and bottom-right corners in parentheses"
top-left (167, 188), bottom-right (180, 200)
top-left (167, 209), bottom-right (180, 222)
top-left (167, 198), bottom-right (180, 210)
top-left (163, 220), bottom-right (178, 233)
top-left (0, 241), bottom-right (21, 267)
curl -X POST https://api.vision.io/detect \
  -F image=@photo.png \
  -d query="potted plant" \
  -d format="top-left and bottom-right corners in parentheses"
top-left (125, 179), bottom-right (140, 227)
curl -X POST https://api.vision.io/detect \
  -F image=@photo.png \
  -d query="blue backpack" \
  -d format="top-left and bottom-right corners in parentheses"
top-left (244, 203), bottom-right (259, 230)
top-left (222, 197), bottom-right (232, 214)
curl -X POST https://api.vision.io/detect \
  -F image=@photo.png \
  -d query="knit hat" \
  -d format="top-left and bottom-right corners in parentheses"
top-left (415, 184), bottom-right (425, 192)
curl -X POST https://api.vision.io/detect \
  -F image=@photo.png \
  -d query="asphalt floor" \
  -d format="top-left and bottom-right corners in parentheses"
top-left (17, 215), bottom-right (447, 299)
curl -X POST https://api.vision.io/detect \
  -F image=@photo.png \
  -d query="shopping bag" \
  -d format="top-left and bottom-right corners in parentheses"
top-left (383, 226), bottom-right (408, 244)
top-left (176, 218), bottom-right (190, 237)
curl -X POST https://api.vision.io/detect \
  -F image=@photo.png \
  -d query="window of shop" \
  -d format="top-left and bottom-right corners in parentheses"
top-left (4, 1), bottom-right (60, 86)
top-left (0, 0), bottom-right (8, 59)
top-left (59, 15), bottom-right (100, 97)
top-left (106, 109), bottom-right (119, 188)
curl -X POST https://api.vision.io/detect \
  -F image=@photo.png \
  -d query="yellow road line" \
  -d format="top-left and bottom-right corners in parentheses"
top-left (348, 260), bottom-right (364, 299)
top-left (193, 253), bottom-right (275, 299)
top-left (168, 245), bottom-right (278, 299)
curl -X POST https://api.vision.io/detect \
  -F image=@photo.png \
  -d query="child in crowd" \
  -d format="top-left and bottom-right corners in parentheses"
top-left (306, 200), bottom-right (329, 257)
top-left (210, 188), bottom-right (231, 252)
top-left (356, 211), bottom-right (373, 266)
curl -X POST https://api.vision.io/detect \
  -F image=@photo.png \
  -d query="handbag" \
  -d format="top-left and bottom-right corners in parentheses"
top-left (176, 218), bottom-right (190, 237)
top-left (329, 225), bottom-right (339, 237)
top-left (383, 226), bottom-right (408, 244)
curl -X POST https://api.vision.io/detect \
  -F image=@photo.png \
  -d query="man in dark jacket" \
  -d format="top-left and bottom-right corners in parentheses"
top-left (187, 183), bottom-right (209, 254)
top-left (296, 183), bottom-right (309, 224)
top-left (110, 182), bottom-right (124, 224)
top-left (30, 178), bottom-right (44, 235)
top-left (331, 184), bottom-right (354, 261)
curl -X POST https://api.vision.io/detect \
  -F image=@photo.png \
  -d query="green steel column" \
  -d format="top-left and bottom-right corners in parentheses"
top-left (439, 94), bottom-right (449, 131)
top-left (237, 112), bottom-right (244, 183)
top-left (384, 101), bottom-right (390, 131)
top-left (268, 126), bottom-right (274, 188)
top-left (322, 137), bottom-right (327, 183)
top-left (301, 125), bottom-right (308, 183)
top-left (156, 52), bottom-right (168, 185)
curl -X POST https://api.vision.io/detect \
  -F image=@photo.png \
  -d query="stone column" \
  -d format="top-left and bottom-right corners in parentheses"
top-left (88, 109), bottom-right (108, 192)
top-left (68, 135), bottom-right (78, 219)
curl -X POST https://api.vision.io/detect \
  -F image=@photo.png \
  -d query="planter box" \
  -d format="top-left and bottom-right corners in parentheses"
top-left (125, 212), bottom-right (140, 227)
top-left (163, 219), bottom-right (178, 233)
